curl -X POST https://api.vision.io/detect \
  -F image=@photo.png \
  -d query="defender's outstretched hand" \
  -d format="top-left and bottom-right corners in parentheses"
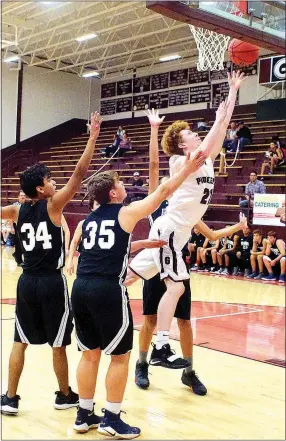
top-left (238, 212), bottom-right (248, 229)
top-left (184, 151), bottom-right (207, 174)
top-left (87, 112), bottom-right (103, 139)
top-left (228, 70), bottom-right (247, 90)
top-left (144, 108), bottom-right (165, 127)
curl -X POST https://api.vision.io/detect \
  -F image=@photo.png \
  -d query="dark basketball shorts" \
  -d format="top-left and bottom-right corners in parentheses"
top-left (142, 274), bottom-right (191, 320)
top-left (71, 276), bottom-right (133, 355)
top-left (14, 270), bottom-right (73, 347)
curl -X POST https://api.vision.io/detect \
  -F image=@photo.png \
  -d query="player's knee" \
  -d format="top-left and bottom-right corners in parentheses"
top-left (110, 352), bottom-right (130, 365)
top-left (144, 315), bottom-right (157, 330)
top-left (81, 348), bottom-right (101, 363)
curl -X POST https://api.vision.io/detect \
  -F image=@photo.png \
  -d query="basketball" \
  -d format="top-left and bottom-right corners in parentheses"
top-left (228, 39), bottom-right (259, 66)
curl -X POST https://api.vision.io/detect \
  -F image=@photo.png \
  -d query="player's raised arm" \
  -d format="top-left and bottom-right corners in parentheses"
top-left (195, 213), bottom-right (247, 241)
top-left (119, 151), bottom-right (207, 233)
top-left (198, 71), bottom-right (246, 162)
top-left (50, 112), bottom-right (102, 212)
top-left (145, 108), bottom-right (165, 194)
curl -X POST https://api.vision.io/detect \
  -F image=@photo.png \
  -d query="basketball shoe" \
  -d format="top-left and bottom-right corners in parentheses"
top-left (98, 409), bottom-right (141, 439)
top-left (73, 406), bottom-right (102, 433)
top-left (135, 361), bottom-right (150, 389)
top-left (181, 370), bottom-right (207, 396)
top-left (54, 386), bottom-right (79, 409)
top-left (149, 343), bottom-right (190, 369)
top-left (1, 393), bottom-right (20, 415)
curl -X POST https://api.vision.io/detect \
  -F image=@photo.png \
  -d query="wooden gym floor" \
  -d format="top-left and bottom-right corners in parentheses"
top-left (1, 247), bottom-right (285, 440)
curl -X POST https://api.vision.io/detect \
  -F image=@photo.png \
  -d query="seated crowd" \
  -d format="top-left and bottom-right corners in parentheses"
top-left (188, 227), bottom-right (285, 283)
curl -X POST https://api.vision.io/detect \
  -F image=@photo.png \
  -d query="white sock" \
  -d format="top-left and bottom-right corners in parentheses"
top-left (106, 401), bottom-right (121, 415)
top-left (79, 398), bottom-right (94, 411)
top-left (156, 331), bottom-right (169, 350)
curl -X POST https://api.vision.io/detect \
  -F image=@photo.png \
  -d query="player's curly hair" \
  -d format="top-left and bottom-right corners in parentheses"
top-left (161, 121), bottom-right (189, 156)
top-left (87, 171), bottom-right (118, 205)
top-left (20, 163), bottom-right (51, 198)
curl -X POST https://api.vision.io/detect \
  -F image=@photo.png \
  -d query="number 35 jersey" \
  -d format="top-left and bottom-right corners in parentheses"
top-left (77, 204), bottom-right (131, 278)
top-left (17, 200), bottom-right (65, 271)
top-left (166, 154), bottom-right (215, 228)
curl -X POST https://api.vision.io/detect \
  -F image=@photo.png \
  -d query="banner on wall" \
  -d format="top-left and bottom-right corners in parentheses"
top-left (253, 194), bottom-right (285, 226)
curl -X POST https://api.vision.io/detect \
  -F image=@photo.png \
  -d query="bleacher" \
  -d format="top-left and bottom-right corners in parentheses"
top-left (1, 111), bottom-right (285, 229)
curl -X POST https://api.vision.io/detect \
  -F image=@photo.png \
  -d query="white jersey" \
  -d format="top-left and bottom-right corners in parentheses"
top-left (166, 154), bottom-right (215, 228)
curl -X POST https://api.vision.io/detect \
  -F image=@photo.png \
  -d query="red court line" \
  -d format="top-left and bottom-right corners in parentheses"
top-left (131, 300), bottom-right (286, 367)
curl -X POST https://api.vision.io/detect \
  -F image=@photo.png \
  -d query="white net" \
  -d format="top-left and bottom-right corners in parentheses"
top-left (189, 25), bottom-right (230, 71)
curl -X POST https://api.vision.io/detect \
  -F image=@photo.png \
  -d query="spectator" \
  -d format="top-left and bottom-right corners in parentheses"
top-left (223, 121), bottom-right (237, 150)
top-left (197, 118), bottom-right (208, 132)
top-left (102, 125), bottom-right (126, 158)
top-left (248, 229), bottom-right (268, 279)
top-left (131, 172), bottom-right (144, 187)
top-left (262, 231), bottom-right (285, 282)
top-left (260, 141), bottom-right (284, 176)
top-left (199, 228), bottom-right (219, 272)
top-left (228, 120), bottom-right (252, 152)
top-left (118, 132), bottom-right (132, 157)
top-left (271, 135), bottom-right (285, 149)
top-left (239, 171), bottom-right (266, 209)
top-left (188, 228), bottom-right (206, 270)
top-left (231, 226), bottom-right (253, 277)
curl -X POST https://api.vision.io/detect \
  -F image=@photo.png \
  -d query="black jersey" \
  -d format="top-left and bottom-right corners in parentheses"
top-left (219, 237), bottom-right (225, 249)
top-left (189, 232), bottom-right (205, 248)
top-left (239, 234), bottom-right (253, 252)
top-left (270, 240), bottom-right (281, 257)
top-left (256, 239), bottom-right (264, 252)
top-left (226, 234), bottom-right (237, 250)
top-left (17, 200), bottom-right (64, 271)
top-left (148, 200), bottom-right (169, 227)
top-left (208, 239), bottom-right (217, 248)
top-left (77, 204), bottom-right (131, 278)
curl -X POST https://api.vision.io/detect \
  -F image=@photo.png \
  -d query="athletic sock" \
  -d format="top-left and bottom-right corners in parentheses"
top-left (156, 331), bottom-right (169, 350)
top-left (139, 351), bottom-right (148, 364)
top-left (79, 398), bottom-right (94, 411)
top-left (183, 357), bottom-right (193, 374)
top-left (106, 401), bottom-right (121, 415)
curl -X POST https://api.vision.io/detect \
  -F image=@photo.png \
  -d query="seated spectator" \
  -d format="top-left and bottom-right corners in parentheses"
top-left (239, 171), bottom-right (266, 209)
top-left (197, 118), bottom-right (208, 132)
top-left (188, 228), bottom-right (206, 270)
top-left (231, 226), bottom-right (253, 277)
top-left (199, 228), bottom-right (219, 272)
top-left (228, 120), bottom-right (252, 152)
top-left (131, 172), bottom-right (144, 187)
top-left (260, 141), bottom-right (284, 176)
top-left (217, 230), bottom-right (240, 276)
top-left (271, 135), bottom-right (285, 149)
top-left (1, 220), bottom-right (13, 245)
top-left (262, 231), bottom-right (285, 283)
top-left (223, 121), bottom-right (237, 150)
top-left (102, 125), bottom-right (126, 158)
top-left (248, 229), bottom-right (268, 279)
top-left (118, 132), bottom-right (132, 157)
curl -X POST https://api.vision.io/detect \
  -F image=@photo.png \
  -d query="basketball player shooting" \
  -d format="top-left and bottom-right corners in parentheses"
top-left (125, 71), bottom-right (247, 369)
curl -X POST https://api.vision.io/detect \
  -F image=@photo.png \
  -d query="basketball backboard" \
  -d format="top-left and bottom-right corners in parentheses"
top-left (147, 1), bottom-right (285, 54)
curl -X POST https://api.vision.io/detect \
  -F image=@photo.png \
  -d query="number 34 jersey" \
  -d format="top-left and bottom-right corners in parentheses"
top-left (17, 200), bottom-right (65, 271)
top-left (166, 154), bottom-right (215, 229)
top-left (77, 204), bottom-right (131, 278)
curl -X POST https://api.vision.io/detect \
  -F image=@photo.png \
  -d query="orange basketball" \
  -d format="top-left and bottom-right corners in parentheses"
top-left (228, 39), bottom-right (259, 66)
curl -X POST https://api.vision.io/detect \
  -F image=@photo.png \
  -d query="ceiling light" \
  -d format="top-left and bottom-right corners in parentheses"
top-left (4, 55), bottom-right (20, 63)
top-left (159, 54), bottom-right (182, 62)
top-left (82, 71), bottom-right (100, 78)
top-left (76, 33), bottom-right (97, 42)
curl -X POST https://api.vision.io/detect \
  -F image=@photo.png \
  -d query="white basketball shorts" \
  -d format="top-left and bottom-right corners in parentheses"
top-left (129, 216), bottom-right (191, 282)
